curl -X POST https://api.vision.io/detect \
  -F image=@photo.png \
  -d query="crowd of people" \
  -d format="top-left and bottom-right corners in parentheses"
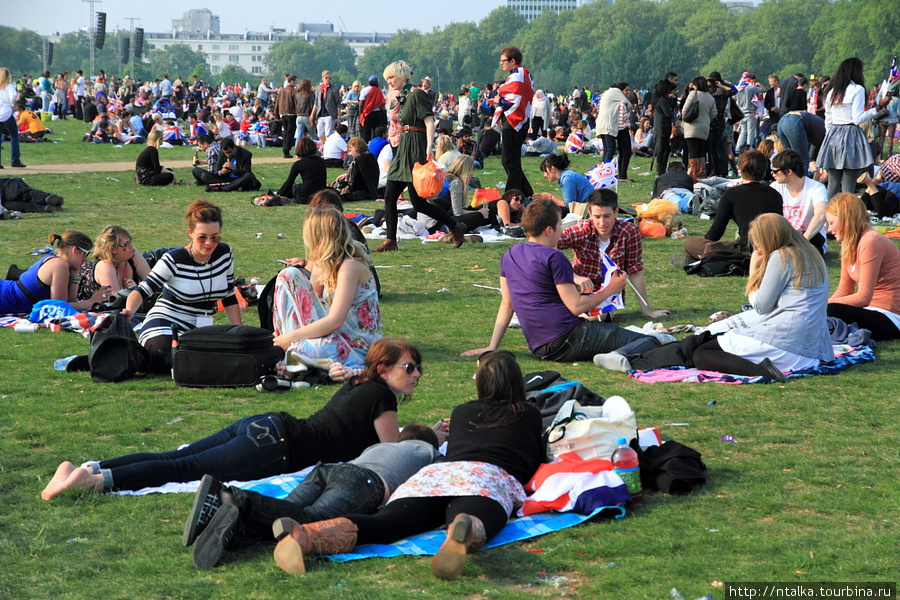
top-left (4, 48), bottom-right (900, 582)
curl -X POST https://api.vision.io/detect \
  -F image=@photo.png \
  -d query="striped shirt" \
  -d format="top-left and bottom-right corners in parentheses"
top-left (136, 244), bottom-right (236, 343)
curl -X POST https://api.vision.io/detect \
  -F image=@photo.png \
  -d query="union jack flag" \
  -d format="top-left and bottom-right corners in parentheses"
top-left (565, 130), bottom-right (584, 153)
top-left (586, 157), bottom-right (618, 189)
top-left (888, 56), bottom-right (900, 92)
top-left (492, 66), bottom-right (534, 131)
top-left (586, 249), bottom-right (625, 316)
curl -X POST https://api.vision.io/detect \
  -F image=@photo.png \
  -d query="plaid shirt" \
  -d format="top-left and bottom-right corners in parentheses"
top-left (205, 141), bottom-right (221, 172)
top-left (558, 219), bottom-right (643, 287)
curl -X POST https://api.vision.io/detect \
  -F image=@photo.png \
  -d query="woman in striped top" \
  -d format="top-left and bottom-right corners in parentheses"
top-left (122, 199), bottom-right (241, 372)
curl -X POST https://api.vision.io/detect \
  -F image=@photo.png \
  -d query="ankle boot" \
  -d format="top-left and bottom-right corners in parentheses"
top-left (373, 239), bottom-right (398, 252)
top-left (687, 158), bottom-right (698, 178)
top-left (697, 158), bottom-right (707, 179)
top-left (450, 224), bottom-right (466, 249)
top-left (430, 513), bottom-right (486, 581)
top-left (272, 517), bottom-right (358, 574)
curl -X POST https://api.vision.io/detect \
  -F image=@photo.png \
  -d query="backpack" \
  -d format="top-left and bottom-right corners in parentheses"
top-left (684, 251), bottom-right (750, 277)
top-left (88, 311), bottom-right (150, 382)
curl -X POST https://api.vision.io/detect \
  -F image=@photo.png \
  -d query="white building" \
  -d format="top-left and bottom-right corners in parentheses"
top-left (506, 0), bottom-right (608, 23)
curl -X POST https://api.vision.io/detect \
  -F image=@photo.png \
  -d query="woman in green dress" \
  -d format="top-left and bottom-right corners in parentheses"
top-left (373, 60), bottom-right (465, 252)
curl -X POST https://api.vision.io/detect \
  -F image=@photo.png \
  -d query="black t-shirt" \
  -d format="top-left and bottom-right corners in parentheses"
top-left (445, 399), bottom-right (545, 485)
top-left (276, 379), bottom-right (398, 471)
top-left (704, 181), bottom-right (783, 251)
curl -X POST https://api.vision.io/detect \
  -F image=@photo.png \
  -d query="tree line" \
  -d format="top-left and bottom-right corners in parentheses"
top-left (2, 0), bottom-right (897, 95)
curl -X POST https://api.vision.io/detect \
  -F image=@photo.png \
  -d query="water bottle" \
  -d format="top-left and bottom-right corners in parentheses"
top-left (612, 437), bottom-right (643, 505)
top-left (54, 355), bottom-right (79, 371)
top-left (256, 376), bottom-right (310, 392)
top-left (670, 227), bottom-right (688, 239)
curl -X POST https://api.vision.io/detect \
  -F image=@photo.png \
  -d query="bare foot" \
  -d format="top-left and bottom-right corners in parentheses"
top-left (41, 461), bottom-right (77, 500)
top-left (41, 465), bottom-right (102, 500)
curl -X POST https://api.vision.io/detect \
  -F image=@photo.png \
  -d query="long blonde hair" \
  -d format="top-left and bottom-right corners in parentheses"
top-left (447, 155), bottom-right (474, 208)
top-left (435, 134), bottom-right (454, 158)
top-left (0, 68), bottom-right (11, 89)
top-left (746, 213), bottom-right (825, 295)
top-left (826, 193), bottom-right (870, 265)
top-left (303, 207), bottom-right (370, 292)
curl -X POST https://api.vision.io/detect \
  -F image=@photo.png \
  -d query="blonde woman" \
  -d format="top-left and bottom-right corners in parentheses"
top-left (434, 134), bottom-right (461, 169)
top-left (134, 129), bottom-right (175, 186)
top-left (0, 67), bottom-right (25, 168)
top-left (77, 225), bottom-right (151, 301)
top-left (344, 80), bottom-right (362, 139)
top-left (272, 206), bottom-right (382, 370)
top-left (825, 193), bottom-right (900, 340)
top-left (598, 213), bottom-right (832, 381)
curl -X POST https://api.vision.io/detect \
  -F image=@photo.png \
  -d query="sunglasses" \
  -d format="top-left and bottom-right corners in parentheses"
top-left (118, 240), bottom-right (133, 249)
top-left (771, 168), bottom-right (783, 174)
top-left (76, 246), bottom-right (91, 256)
top-left (393, 362), bottom-right (422, 375)
top-left (195, 234), bottom-right (222, 243)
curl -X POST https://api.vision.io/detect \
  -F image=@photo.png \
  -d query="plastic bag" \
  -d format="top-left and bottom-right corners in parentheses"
top-left (412, 160), bottom-right (445, 199)
top-left (634, 199), bottom-right (683, 235)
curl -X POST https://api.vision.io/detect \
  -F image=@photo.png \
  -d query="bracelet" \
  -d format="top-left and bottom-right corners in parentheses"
top-left (69, 277), bottom-right (80, 284)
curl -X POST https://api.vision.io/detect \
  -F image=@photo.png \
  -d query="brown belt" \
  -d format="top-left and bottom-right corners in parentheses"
top-left (402, 125), bottom-right (425, 132)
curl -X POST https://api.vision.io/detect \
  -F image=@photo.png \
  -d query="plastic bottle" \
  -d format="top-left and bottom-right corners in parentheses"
top-left (256, 376), bottom-right (311, 392)
top-left (670, 227), bottom-right (688, 239)
top-left (54, 355), bottom-right (79, 371)
top-left (14, 323), bottom-right (39, 333)
top-left (612, 436), bottom-right (643, 505)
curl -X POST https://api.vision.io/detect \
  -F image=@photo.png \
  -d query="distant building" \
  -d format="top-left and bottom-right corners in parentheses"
top-left (172, 8), bottom-right (220, 34)
top-left (506, 0), bottom-right (608, 22)
top-left (723, 1), bottom-right (756, 15)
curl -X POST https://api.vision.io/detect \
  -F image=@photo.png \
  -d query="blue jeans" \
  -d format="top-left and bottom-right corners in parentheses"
top-left (537, 320), bottom-right (660, 363)
top-left (736, 116), bottom-right (759, 151)
top-left (777, 114), bottom-right (809, 173)
top-left (295, 115), bottom-right (312, 142)
top-left (0, 116), bottom-right (21, 165)
top-left (228, 463), bottom-right (386, 548)
top-left (100, 413), bottom-right (288, 491)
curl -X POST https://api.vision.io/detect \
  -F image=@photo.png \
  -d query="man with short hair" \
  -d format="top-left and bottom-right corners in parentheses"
top-left (420, 76), bottom-right (437, 109)
top-left (322, 124), bottom-right (348, 168)
top-left (159, 74), bottom-right (173, 99)
top-left (274, 75), bottom-right (298, 159)
top-left (205, 138), bottom-right (261, 192)
top-left (491, 47), bottom-right (534, 196)
top-left (256, 78), bottom-right (272, 109)
top-left (558, 189), bottom-right (669, 318)
top-left (462, 198), bottom-right (659, 363)
top-left (359, 75), bottom-right (386, 142)
top-left (770, 149), bottom-right (828, 254)
top-left (735, 72), bottom-right (762, 150)
top-left (74, 70), bottom-right (86, 121)
top-left (191, 134), bottom-right (222, 185)
top-left (311, 70), bottom-right (342, 146)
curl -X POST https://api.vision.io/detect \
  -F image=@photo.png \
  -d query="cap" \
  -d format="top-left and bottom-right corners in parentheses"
top-left (422, 76), bottom-right (432, 83)
top-left (368, 75), bottom-right (379, 84)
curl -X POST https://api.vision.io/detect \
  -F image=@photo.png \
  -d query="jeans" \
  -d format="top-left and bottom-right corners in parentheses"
top-left (501, 123), bottom-right (532, 196)
top-left (227, 463), bottom-right (386, 548)
top-left (736, 116), bottom-right (759, 151)
top-left (295, 115), bottom-right (312, 142)
top-left (537, 320), bottom-right (660, 363)
top-left (0, 116), bottom-right (21, 165)
top-left (99, 413), bottom-right (288, 491)
top-left (826, 168), bottom-right (860, 199)
top-left (777, 114), bottom-right (809, 173)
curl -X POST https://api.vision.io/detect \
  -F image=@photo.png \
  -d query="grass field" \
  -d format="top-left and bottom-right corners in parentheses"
top-left (1, 120), bottom-right (897, 600)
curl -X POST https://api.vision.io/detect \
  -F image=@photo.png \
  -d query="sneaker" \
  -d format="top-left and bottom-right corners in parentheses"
top-left (466, 234), bottom-right (484, 243)
top-left (192, 503), bottom-right (239, 569)
top-left (11, 161), bottom-right (26, 168)
top-left (593, 352), bottom-right (633, 373)
top-left (44, 195), bottom-right (64, 206)
top-left (183, 474), bottom-right (224, 547)
top-left (43, 205), bottom-right (63, 213)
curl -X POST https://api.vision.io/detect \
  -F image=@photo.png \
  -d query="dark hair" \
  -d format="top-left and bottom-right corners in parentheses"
top-left (373, 126), bottom-right (387, 138)
top-left (399, 422), bottom-right (439, 448)
top-left (540, 153), bottom-right (570, 172)
top-left (653, 79), bottom-right (676, 101)
top-left (184, 199), bottom-right (223, 231)
top-left (298, 78), bottom-right (312, 94)
top-left (667, 161), bottom-right (687, 172)
top-left (359, 337), bottom-right (422, 400)
top-left (197, 134), bottom-right (213, 145)
top-left (738, 149), bottom-right (769, 182)
top-left (473, 350), bottom-right (526, 429)
top-left (309, 188), bottom-right (344, 211)
top-left (587, 188), bottom-right (618, 210)
top-left (614, 82), bottom-right (629, 91)
top-left (771, 149), bottom-right (804, 177)
top-left (49, 230), bottom-right (92, 252)
top-left (295, 137), bottom-right (317, 157)
top-left (335, 124), bottom-right (348, 135)
top-left (521, 197), bottom-right (560, 237)
top-left (828, 57), bottom-right (865, 106)
top-left (501, 46), bottom-right (523, 65)
top-left (666, 71), bottom-right (678, 80)
top-left (220, 138), bottom-right (236, 151)
top-left (692, 76), bottom-right (709, 92)
top-left (708, 71), bottom-right (722, 83)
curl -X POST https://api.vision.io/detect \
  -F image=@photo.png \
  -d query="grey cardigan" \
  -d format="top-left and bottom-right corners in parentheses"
top-left (682, 91), bottom-right (717, 140)
top-left (738, 249), bottom-right (832, 361)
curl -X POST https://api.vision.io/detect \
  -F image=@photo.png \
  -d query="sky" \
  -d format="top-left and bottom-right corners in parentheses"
top-left (4, 1), bottom-right (504, 37)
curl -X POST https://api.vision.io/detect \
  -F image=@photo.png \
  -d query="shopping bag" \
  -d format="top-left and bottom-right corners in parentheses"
top-left (545, 397), bottom-right (637, 461)
top-left (411, 160), bottom-right (445, 199)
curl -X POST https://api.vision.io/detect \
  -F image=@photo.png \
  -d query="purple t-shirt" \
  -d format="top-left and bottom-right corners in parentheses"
top-left (500, 242), bottom-right (581, 351)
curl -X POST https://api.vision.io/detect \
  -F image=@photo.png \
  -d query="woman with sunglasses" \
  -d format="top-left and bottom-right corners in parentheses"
top-left (272, 350), bottom-right (545, 581)
top-left (42, 337), bottom-right (432, 500)
top-left (0, 230), bottom-right (112, 314)
top-left (119, 199), bottom-right (241, 373)
top-left (77, 225), bottom-right (152, 301)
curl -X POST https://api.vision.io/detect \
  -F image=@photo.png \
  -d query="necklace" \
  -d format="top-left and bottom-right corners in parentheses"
top-left (188, 246), bottom-right (212, 305)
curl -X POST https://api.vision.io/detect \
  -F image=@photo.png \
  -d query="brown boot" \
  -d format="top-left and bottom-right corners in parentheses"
top-left (697, 158), bottom-right (707, 179)
top-left (272, 517), bottom-right (358, 574)
top-left (430, 513), bottom-right (486, 581)
top-left (450, 225), bottom-right (466, 249)
top-left (373, 239), bottom-right (398, 252)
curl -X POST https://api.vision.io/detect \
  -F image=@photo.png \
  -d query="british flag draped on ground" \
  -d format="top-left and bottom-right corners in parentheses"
top-left (586, 157), bottom-right (618, 189)
top-left (491, 66), bottom-right (533, 131)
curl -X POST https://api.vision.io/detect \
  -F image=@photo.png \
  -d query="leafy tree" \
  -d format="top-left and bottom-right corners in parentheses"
top-left (264, 38), bottom-right (317, 81)
top-left (0, 27), bottom-right (45, 76)
top-left (218, 64), bottom-right (258, 87)
top-left (703, 34), bottom-right (784, 83)
top-left (147, 44), bottom-right (210, 80)
top-left (477, 8), bottom-right (528, 58)
top-left (312, 36), bottom-right (358, 85)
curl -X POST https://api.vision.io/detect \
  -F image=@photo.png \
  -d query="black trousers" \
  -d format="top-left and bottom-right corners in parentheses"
top-left (361, 110), bottom-right (386, 143)
top-left (0, 178), bottom-right (52, 212)
top-left (281, 115), bottom-right (297, 157)
top-left (501, 123), bottom-right (532, 197)
top-left (382, 179), bottom-right (458, 242)
top-left (827, 303), bottom-right (900, 341)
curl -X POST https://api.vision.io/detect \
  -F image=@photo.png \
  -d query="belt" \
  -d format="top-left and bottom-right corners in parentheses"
top-left (402, 125), bottom-right (426, 132)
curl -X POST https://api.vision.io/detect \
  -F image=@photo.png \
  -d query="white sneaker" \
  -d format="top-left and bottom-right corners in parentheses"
top-left (593, 352), bottom-right (632, 372)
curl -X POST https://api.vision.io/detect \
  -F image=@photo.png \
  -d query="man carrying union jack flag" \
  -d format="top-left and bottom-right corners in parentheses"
top-left (492, 46), bottom-right (535, 197)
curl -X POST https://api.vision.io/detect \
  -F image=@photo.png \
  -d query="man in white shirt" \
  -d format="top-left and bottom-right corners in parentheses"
top-left (256, 78), bottom-right (272, 109)
top-left (770, 149), bottom-right (828, 254)
top-left (74, 70), bottom-right (86, 120)
top-left (322, 123), bottom-right (348, 168)
top-left (160, 74), bottom-right (173, 98)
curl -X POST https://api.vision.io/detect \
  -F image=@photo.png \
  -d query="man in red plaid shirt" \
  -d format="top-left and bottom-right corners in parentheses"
top-left (558, 189), bottom-right (670, 319)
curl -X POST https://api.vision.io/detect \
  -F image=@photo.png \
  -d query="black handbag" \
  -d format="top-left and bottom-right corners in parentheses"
top-left (172, 324), bottom-right (284, 387)
top-left (682, 92), bottom-right (700, 124)
top-left (88, 311), bottom-right (150, 383)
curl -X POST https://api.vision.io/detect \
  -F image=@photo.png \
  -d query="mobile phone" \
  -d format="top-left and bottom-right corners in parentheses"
top-left (276, 259), bottom-right (289, 265)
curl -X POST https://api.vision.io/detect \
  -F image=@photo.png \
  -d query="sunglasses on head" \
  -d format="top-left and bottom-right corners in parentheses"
top-left (394, 362), bottom-right (422, 375)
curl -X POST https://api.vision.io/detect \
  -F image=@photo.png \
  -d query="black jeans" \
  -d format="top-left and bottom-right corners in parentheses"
top-left (281, 115), bottom-right (297, 157)
top-left (501, 123), bottom-right (532, 197)
top-left (827, 303), bottom-right (900, 341)
top-left (382, 179), bottom-right (458, 242)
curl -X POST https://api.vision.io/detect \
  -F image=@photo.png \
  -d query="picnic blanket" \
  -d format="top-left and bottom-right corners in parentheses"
top-left (627, 345), bottom-right (875, 384)
top-left (110, 467), bottom-right (625, 562)
top-left (1, 312), bottom-right (109, 337)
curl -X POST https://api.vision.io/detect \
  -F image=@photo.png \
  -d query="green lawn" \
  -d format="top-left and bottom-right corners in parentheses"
top-left (1, 119), bottom-right (897, 600)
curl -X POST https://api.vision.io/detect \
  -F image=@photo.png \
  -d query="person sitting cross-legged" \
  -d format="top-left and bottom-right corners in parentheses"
top-left (204, 138), bottom-right (261, 193)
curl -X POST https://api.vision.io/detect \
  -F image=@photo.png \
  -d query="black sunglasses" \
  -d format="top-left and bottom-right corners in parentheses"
top-left (394, 362), bottom-right (422, 375)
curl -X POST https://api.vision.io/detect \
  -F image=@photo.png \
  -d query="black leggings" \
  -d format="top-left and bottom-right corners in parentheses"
top-left (348, 496), bottom-right (508, 546)
top-left (630, 334), bottom-right (781, 378)
top-left (827, 303), bottom-right (900, 341)
top-left (382, 179), bottom-right (458, 242)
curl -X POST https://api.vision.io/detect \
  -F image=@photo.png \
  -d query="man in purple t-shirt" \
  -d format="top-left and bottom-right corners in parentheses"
top-left (462, 198), bottom-right (658, 363)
